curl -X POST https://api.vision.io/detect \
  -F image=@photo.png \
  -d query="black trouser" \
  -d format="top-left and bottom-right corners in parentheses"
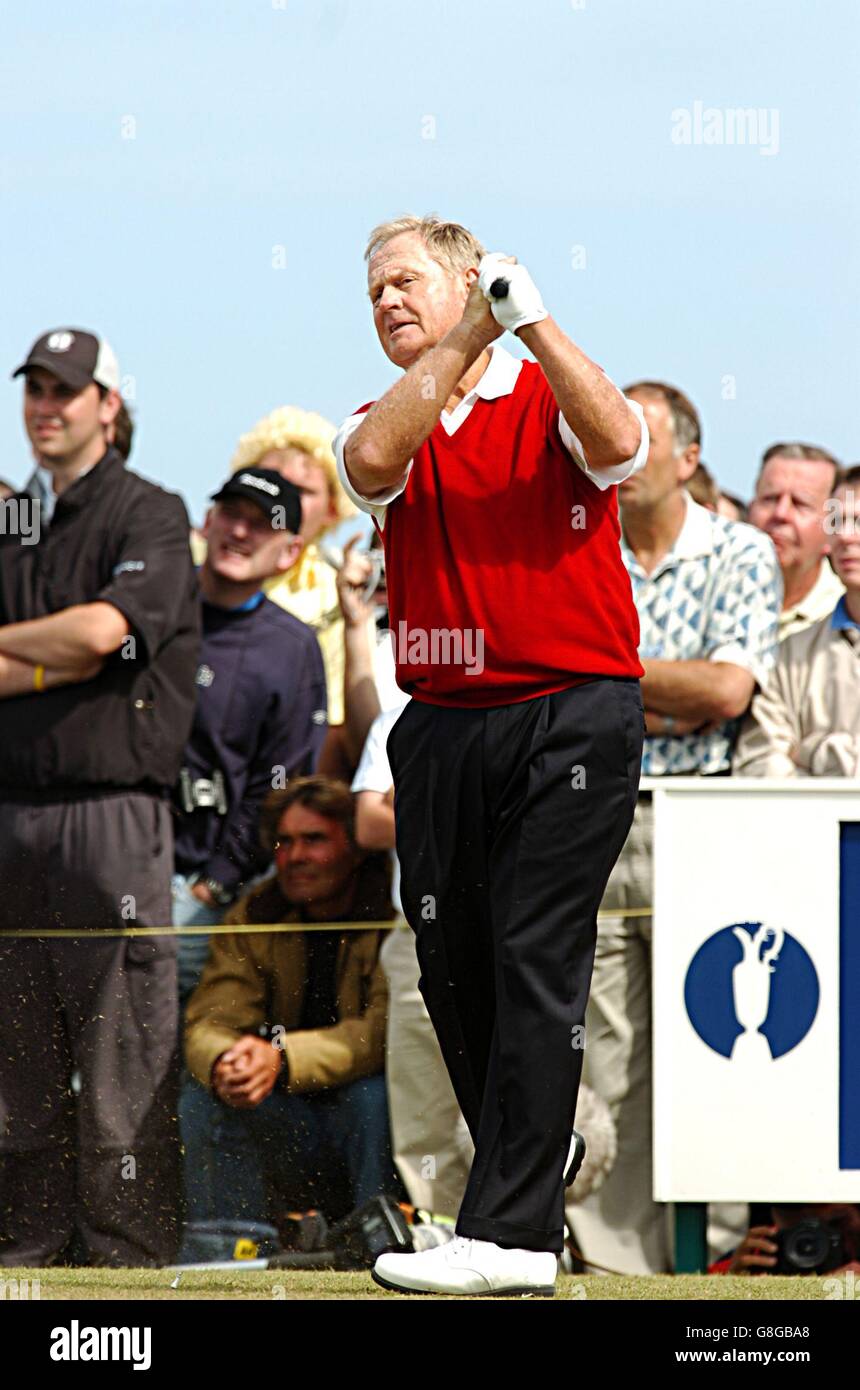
top-left (386, 677), bottom-right (644, 1253)
top-left (0, 792), bottom-right (180, 1267)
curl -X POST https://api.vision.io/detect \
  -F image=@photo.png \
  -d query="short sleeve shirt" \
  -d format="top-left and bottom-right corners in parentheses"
top-left (623, 492), bottom-right (782, 774)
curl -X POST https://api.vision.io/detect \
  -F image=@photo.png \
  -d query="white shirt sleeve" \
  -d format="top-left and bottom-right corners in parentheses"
top-left (333, 413), bottom-right (414, 529)
top-left (373, 630), bottom-right (410, 715)
top-left (351, 707), bottom-right (403, 794)
top-left (558, 394), bottom-right (649, 491)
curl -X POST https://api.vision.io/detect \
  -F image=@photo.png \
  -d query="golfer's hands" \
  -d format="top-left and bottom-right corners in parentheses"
top-left (477, 253), bottom-right (548, 335)
top-left (460, 269), bottom-right (506, 346)
top-left (726, 1225), bottom-right (779, 1274)
top-left (212, 1035), bottom-right (282, 1109)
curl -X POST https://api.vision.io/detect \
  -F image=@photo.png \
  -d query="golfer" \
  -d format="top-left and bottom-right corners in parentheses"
top-left (334, 216), bottom-right (647, 1296)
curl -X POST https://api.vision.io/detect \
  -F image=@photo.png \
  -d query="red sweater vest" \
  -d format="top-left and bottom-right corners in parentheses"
top-left (362, 360), bottom-right (643, 707)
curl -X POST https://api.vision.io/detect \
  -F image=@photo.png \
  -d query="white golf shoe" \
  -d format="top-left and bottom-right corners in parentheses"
top-left (372, 1235), bottom-right (558, 1297)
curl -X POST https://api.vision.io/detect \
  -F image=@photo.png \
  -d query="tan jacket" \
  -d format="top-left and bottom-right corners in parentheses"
top-left (734, 608), bottom-right (860, 777)
top-left (184, 859), bottom-right (395, 1093)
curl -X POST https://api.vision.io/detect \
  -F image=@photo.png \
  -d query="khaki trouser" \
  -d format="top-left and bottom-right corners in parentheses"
top-left (566, 798), bottom-right (674, 1273)
top-left (380, 923), bottom-right (473, 1220)
top-left (566, 798), bottom-right (748, 1273)
top-left (380, 920), bottom-right (618, 1248)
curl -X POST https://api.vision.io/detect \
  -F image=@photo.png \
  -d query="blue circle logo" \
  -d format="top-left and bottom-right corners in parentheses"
top-left (684, 922), bottom-right (819, 1060)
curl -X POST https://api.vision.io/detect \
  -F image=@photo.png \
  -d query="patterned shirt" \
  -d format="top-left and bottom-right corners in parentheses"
top-left (622, 492), bottom-right (782, 774)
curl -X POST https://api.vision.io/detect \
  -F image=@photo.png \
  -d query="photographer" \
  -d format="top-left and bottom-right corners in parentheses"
top-left (173, 468), bottom-right (328, 1002)
top-left (710, 1204), bottom-right (860, 1275)
top-left (215, 405), bottom-right (359, 727)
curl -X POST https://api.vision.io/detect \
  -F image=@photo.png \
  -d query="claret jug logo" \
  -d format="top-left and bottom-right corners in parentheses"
top-left (684, 921), bottom-right (819, 1061)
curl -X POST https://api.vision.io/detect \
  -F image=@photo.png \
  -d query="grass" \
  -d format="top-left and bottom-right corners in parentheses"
top-left (0, 1268), bottom-right (839, 1301)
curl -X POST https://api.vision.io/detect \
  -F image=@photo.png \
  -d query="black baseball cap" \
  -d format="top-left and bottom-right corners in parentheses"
top-left (210, 468), bottom-right (302, 534)
top-left (12, 329), bottom-right (120, 392)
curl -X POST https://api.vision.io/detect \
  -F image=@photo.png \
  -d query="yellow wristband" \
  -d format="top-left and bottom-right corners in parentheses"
top-left (33, 664), bottom-right (46, 692)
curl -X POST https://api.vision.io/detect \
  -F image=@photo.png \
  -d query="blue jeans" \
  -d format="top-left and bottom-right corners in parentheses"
top-left (171, 873), bottom-right (224, 1004)
top-left (179, 1073), bottom-right (403, 1227)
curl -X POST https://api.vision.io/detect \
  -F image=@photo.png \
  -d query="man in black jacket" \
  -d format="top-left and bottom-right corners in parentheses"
top-left (172, 467), bottom-right (328, 1002)
top-left (0, 327), bottom-right (200, 1266)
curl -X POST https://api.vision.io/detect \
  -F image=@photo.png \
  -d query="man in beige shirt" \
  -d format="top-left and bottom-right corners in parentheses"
top-left (736, 469), bottom-right (860, 777)
top-left (749, 442), bottom-right (844, 641)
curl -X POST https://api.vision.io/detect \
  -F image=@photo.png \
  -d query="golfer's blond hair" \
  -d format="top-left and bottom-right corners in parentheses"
top-left (365, 215), bottom-right (485, 277)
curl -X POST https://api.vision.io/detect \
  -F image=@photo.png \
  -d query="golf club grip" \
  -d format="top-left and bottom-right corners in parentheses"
top-left (489, 277), bottom-right (510, 299)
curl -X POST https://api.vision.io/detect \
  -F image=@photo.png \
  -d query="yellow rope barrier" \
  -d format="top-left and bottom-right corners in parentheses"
top-left (0, 906), bottom-right (654, 939)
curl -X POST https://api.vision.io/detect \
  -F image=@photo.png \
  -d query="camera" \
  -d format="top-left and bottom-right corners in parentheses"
top-left (774, 1219), bottom-right (846, 1275)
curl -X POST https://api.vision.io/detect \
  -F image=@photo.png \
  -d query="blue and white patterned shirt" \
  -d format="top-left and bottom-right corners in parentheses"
top-left (622, 492), bottom-right (782, 775)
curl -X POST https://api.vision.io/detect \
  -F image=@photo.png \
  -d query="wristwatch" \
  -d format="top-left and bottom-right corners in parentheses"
top-left (202, 877), bottom-right (234, 907)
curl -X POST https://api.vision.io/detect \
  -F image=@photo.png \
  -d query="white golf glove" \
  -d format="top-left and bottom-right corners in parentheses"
top-left (478, 252), bottom-right (548, 335)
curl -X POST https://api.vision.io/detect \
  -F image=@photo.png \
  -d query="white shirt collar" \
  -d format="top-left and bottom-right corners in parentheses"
top-left (669, 490), bottom-right (716, 560)
top-left (787, 557), bottom-right (844, 620)
top-left (444, 340), bottom-right (525, 417)
top-left (440, 343), bottom-right (523, 433)
top-left (622, 490), bottom-right (715, 576)
top-left (469, 341), bottom-right (523, 400)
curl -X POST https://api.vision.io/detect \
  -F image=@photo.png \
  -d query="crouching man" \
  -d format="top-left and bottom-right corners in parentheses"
top-left (179, 776), bottom-right (403, 1237)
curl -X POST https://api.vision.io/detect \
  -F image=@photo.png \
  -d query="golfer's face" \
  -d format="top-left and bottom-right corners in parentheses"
top-left (367, 231), bottom-right (466, 368)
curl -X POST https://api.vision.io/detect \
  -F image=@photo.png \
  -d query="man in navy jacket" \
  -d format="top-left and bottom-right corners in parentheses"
top-left (173, 467), bottom-right (328, 999)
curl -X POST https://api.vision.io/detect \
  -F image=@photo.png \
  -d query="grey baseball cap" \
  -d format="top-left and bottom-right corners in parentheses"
top-left (12, 328), bottom-right (120, 392)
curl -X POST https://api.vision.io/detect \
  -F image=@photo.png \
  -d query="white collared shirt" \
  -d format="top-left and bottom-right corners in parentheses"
top-left (351, 703), bottom-right (409, 914)
top-left (334, 342), bottom-right (648, 527)
top-left (622, 491), bottom-right (783, 774)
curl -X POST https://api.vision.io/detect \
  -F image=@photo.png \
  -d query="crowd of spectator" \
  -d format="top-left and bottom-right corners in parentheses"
top-left (0, 317), bottom-right (857, 1278)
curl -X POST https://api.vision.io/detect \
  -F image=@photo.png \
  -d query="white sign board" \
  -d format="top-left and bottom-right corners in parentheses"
top-left (651, 778), bottom-right (860, 1202)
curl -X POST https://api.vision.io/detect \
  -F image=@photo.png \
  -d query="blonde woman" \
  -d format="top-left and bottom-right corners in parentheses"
top-left (195, 407), bottom-right (372, 747)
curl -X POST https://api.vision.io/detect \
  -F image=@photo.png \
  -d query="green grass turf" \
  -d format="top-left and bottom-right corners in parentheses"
top-left (0, 1269), bottom-right (840, 1301)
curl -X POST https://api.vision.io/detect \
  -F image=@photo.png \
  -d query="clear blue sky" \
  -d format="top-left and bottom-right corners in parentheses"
top-left (1, 0), bottom-right (857, 525)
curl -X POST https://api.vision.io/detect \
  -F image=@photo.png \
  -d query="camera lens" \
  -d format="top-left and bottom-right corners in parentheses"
top-left (784, 1222), bottom-right (831, 1271)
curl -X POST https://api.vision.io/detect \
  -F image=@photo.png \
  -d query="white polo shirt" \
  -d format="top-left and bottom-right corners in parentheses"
top-left (351, 704), bottom-right (409, 915)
